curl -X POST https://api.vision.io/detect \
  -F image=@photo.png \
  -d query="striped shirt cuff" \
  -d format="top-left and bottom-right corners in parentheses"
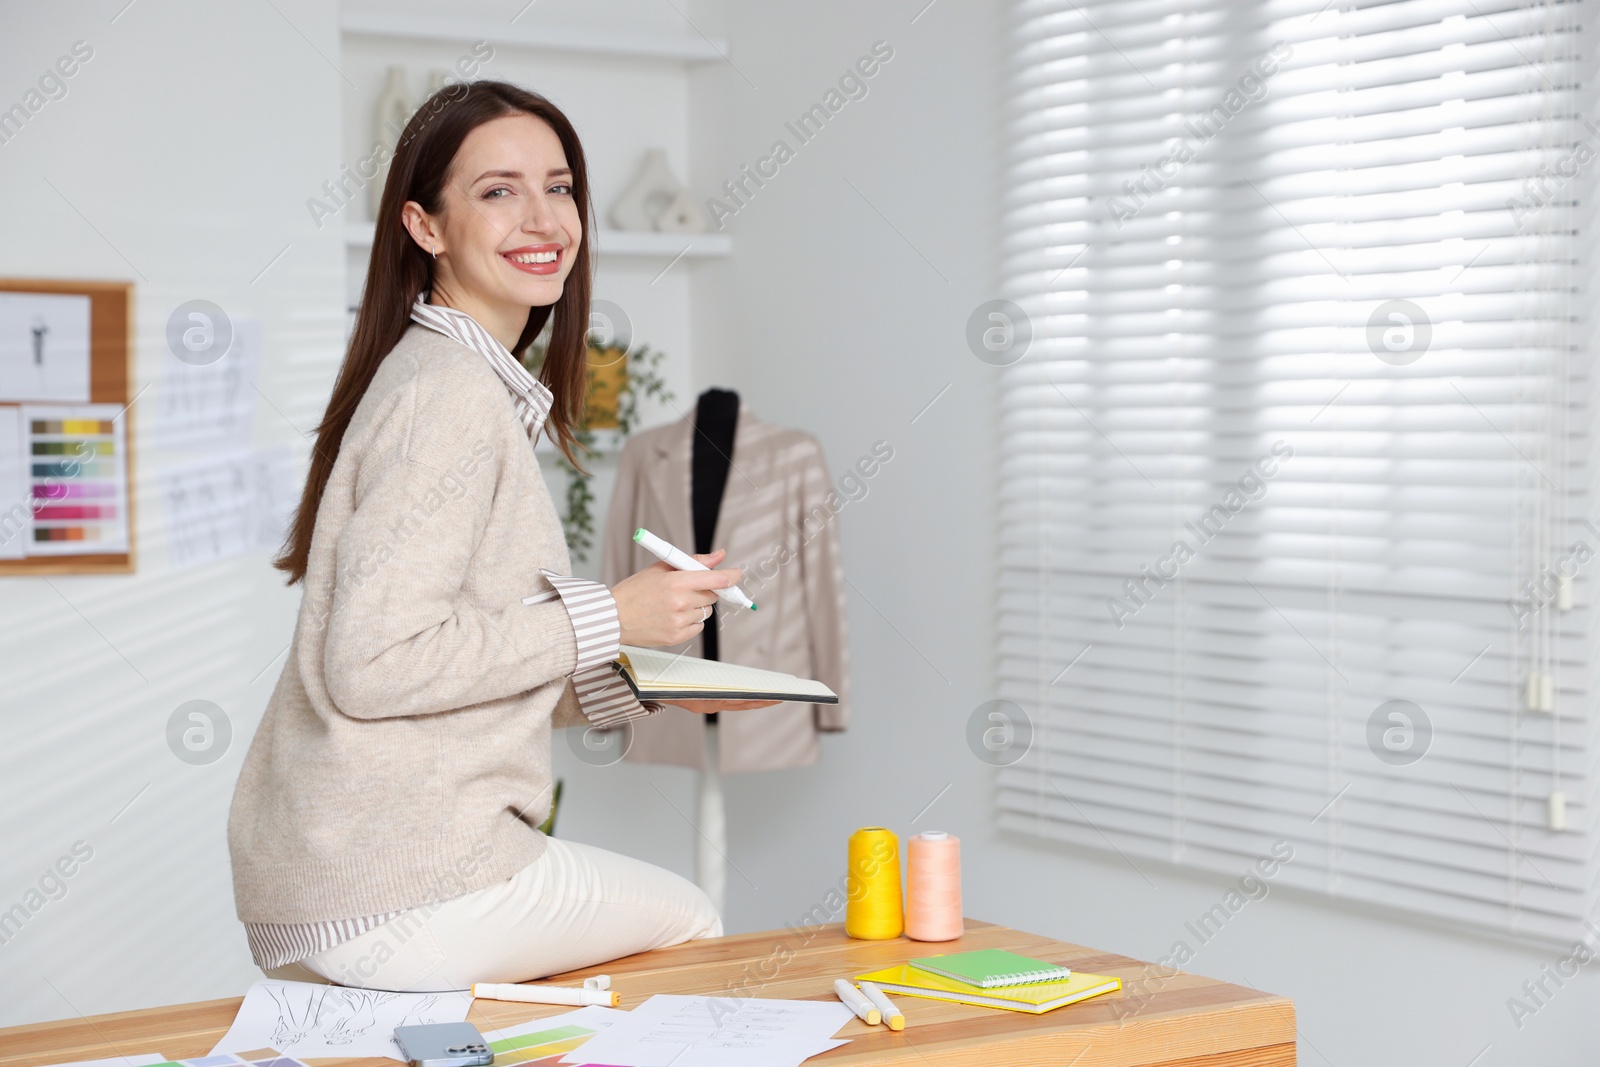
top-left (535, 569), bottom-right (621, 672)
top-left (527, 570), bottom-right (658, 727)
top-left (573, 662), bottom-right (663, 727)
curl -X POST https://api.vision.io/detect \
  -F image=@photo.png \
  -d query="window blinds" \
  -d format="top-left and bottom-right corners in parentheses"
top-left (995, 0), bottom-right (1599, 946)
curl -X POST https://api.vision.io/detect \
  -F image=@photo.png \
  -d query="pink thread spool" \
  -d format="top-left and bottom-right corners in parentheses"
top-left (904, 830), bottom-right (963, 941)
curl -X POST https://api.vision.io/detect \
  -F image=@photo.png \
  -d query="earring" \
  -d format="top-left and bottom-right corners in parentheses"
top-left (431, 245), bottom-right (437, 260)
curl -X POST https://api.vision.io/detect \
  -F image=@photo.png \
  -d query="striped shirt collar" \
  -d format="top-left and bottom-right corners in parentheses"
top-left (410, 291), bottom-right (553, 443)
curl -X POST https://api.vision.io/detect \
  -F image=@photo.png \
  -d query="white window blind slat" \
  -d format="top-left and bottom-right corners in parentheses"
top-left (996, 0), bottom-right (1598, 946)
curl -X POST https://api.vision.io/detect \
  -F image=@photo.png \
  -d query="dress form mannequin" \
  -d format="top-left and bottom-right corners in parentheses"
top-left (690, 388), bottom-right (740, 914)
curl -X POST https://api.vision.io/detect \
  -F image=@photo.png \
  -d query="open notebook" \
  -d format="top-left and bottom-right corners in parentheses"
top-left (614, 646), bottom-right (839, 704)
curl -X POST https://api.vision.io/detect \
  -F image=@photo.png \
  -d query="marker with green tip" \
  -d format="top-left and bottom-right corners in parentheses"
top-left (633, 527), bottom-right (758, 611)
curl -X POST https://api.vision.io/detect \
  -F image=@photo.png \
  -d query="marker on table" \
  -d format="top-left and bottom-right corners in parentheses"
top-left (472, 976), bottom-right (619, 1007)
top-left (858, 981), bottom-right (905, 1031)
top-left (833, 979), bottom-right (881, 1026)
top-left (634, 528), bottom-right (757, 611)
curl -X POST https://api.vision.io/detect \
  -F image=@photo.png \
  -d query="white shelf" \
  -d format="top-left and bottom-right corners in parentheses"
top-left (341, 9), bottom-right (729, 63)
top-left (345, 221), bottom-right (730, 258)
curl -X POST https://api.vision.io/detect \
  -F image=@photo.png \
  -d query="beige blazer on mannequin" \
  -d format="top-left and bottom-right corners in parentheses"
top-left (601, 405), bottom-right (850, 773)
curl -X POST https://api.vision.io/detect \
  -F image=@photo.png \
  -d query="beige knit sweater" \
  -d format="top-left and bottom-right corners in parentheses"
top-left (228, 323), bottom-right (597, 925)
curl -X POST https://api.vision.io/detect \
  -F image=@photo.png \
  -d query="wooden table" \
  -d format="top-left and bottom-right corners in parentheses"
top-left (0, 919), bottom-right (1294, 1067)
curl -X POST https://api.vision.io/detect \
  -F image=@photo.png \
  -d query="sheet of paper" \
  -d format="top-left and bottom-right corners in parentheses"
top-left (559, 995), bottom-right (852, 1067)
top-left (0, 292), bottom-right (91, 403)
top-left (482, 1005), bottom-right (629, 1065)
top-left (0, 406), bottom-right (27, 558)
top-left (161, 446), bottom-right (295, 567)
top-left (22, 403), bottom-right (130, 555)
top-left (210, 980), bottom-right (471, 1061)
top-left (155, 317), bottom-right (260, 451)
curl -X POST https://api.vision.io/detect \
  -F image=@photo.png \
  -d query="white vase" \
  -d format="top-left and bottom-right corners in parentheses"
top-left (609, 148), bottom-right (703, 232)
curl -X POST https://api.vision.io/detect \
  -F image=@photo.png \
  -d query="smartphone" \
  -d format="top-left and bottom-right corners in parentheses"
top-left (393, 1022), bottom-right (494, 1067)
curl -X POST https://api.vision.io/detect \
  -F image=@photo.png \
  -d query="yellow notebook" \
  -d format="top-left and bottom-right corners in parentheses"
top-left (853, 963), bottom-right (1121, 1014)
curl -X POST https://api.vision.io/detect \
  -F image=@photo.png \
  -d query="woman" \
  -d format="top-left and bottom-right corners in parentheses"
top-left (227, 81), bottom-right (770, 992)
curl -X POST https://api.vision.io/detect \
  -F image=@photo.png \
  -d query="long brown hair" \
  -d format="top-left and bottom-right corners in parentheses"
top-left (275, 81), bottom-right (593, 584)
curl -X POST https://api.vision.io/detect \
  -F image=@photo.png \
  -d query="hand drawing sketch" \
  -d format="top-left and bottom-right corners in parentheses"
top-left (211, 980), bottom-right (470, 1062)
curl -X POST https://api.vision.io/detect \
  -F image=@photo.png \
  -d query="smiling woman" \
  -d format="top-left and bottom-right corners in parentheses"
top-left (227, 81), bottom-right (768, 992)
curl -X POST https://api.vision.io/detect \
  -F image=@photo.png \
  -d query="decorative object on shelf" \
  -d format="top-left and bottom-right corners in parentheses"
top-left (370, 66), bottom-right (412, 220)
top-left (524, 330), bottom-right (671, 562)
top-left (655, 189), bottom-right (707, 233)
top-left (609, 148), bottom-right (707, 233)
top-left (583, 345), bottom-right (627, 431)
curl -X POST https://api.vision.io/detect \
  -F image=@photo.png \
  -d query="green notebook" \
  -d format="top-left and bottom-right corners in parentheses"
top-left (909, 948), bottom-right (1073, 988)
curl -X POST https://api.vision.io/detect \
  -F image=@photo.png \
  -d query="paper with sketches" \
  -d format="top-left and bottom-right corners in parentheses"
top-left (161, 446), bottom-right (295, 567)
top-left (559, 994), bottom-right (850, 1067)
top-left (210, 980), bottom-right (471, 1061)
top-left (155, 317), bottom-right (260, 451)
top-left (0, 292), bottom-right (91, 403)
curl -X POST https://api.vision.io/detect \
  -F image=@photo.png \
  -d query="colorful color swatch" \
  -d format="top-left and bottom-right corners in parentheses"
top-left (489, 1022), bottom-right (595, 1065)
top-left (480, 1005), bottom-right (631, 1067)
top-left (22, 403), bottom-right (129, 555)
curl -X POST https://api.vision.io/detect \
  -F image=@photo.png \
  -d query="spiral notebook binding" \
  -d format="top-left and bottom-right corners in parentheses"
top-left (982, 966), bottom-right (1072, 988)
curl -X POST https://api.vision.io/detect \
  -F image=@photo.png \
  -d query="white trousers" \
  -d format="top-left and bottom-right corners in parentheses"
top-left (263, 835), bottom-right (723, 991)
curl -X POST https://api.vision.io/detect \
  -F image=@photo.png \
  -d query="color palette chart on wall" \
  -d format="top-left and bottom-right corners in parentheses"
top-left (20, 402), bottom-right (129, 555)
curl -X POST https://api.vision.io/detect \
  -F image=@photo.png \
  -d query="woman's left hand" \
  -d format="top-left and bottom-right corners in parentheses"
top-left (667, 698), bottom-right (781, 714)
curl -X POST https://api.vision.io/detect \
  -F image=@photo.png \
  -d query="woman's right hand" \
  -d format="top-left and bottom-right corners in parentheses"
top-left (611, 549), bottom-right (743, 647)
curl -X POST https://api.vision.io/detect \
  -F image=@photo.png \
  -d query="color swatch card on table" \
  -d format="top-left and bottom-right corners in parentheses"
top-left (909, 947), bottom-right (1072, 987)
top-left (482, 1005), bottom-right (628, 1066)
top-left (23, 403), bottom-right (129, 555)
top-left (854, 963), bottom-right (1120, 1015)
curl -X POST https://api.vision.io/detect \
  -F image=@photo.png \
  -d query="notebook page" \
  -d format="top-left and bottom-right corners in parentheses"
top-left (619, 646), bottom-right (835, 698)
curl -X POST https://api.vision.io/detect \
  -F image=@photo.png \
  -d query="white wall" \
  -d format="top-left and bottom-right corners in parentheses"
top-left (3, 1), bottom-right (1598, 1064)
top-left (0, 0), bottom-right (344, 1026)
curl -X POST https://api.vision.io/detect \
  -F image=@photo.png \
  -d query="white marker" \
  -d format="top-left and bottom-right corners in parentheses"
top-left (858, 980), bottom-right (905, 1031)
top-left (471, 981), bottom-right (619, 1007)
top-left (833, 978), bottom-right (881, 1026)
top-left (634, 528), bottom-right (757, 611)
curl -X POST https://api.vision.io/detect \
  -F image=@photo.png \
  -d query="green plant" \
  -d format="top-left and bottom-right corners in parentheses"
top-left (537, 778), bottom-right (563, 836)
top-left (523, 340), bottom-right (672, 562)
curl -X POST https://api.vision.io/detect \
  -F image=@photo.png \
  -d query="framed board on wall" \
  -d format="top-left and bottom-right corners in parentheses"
top-left (0, 278), bottom-right (135, 575)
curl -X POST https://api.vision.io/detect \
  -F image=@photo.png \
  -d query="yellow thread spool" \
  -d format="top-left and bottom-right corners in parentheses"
top-left (845, 826), bottom-right (903, 939)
